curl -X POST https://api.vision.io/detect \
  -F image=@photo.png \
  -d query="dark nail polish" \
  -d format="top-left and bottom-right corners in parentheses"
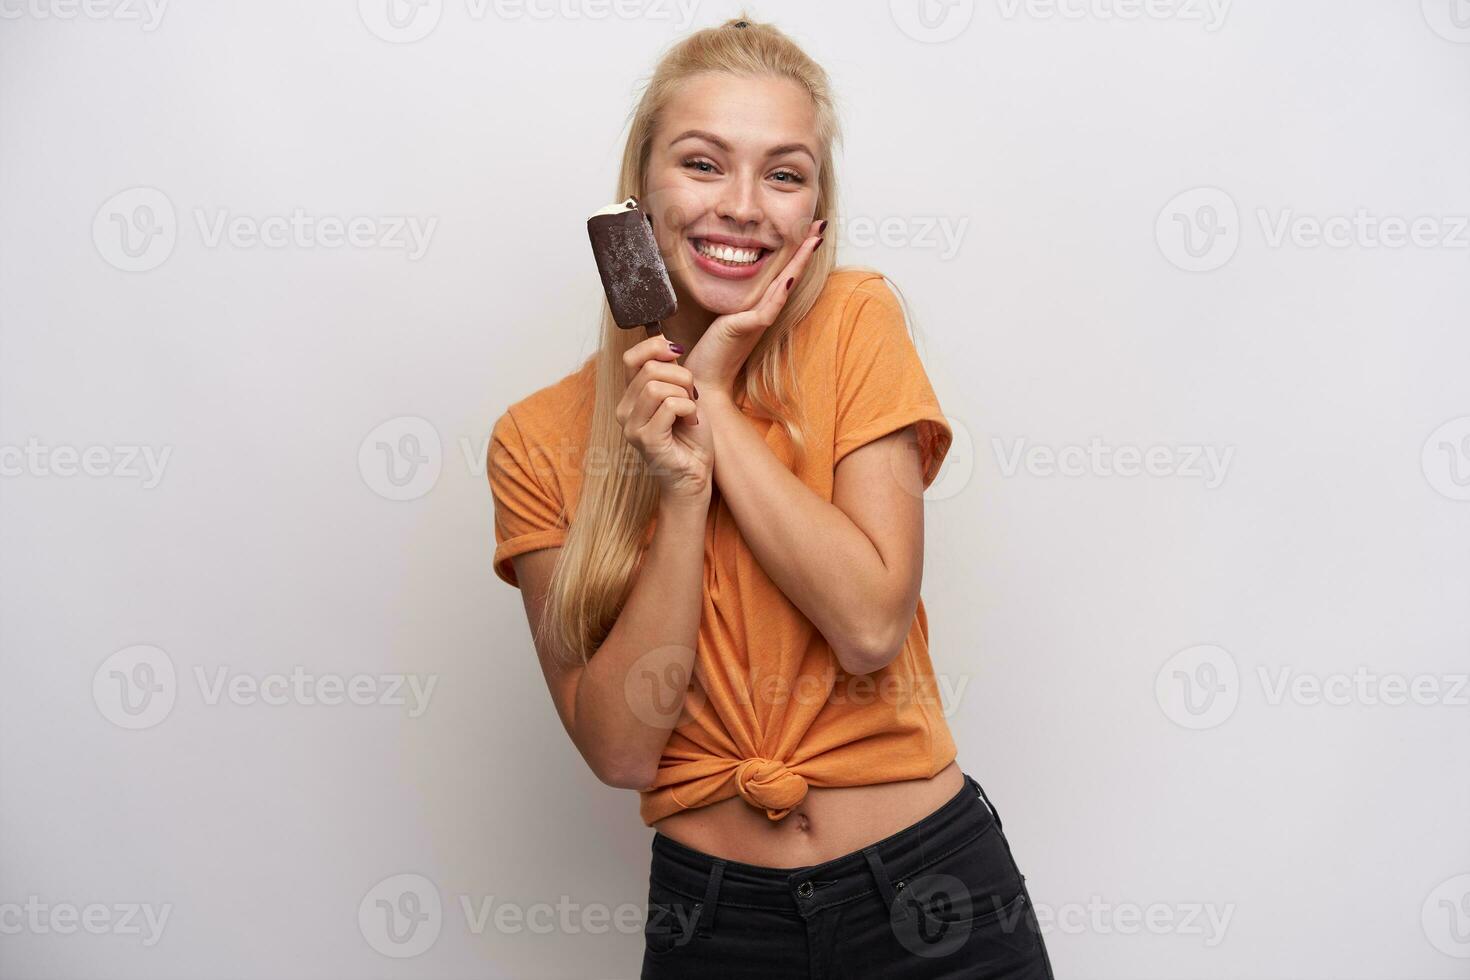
top-left (692, 384), bottom-right (700, 400)
top-left (816, 237), bottom-right (824, 249)
top-left (668, 342), bottom-right (684, 354)
top-left (785, 277), bottom-right (794, 291)
top-left (818, 219), bottom-right (828, 234)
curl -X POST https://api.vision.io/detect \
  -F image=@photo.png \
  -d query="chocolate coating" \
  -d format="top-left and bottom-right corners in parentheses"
top-left (587, 199), bottom-right (678, 329)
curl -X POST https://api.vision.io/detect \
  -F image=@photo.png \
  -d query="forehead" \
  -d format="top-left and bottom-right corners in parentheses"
top-left (657, 72), bottom-right (818, 151)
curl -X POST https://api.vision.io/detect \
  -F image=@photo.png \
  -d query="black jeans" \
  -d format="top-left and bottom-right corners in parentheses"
top-left (641, 771), bottom-right (1056, 979)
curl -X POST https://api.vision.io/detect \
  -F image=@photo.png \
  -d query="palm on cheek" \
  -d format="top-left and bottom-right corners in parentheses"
top-left (683, 223), bottom-right (824, 399)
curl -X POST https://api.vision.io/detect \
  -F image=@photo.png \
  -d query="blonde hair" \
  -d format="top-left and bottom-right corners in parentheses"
top-left (540, 13), bottom-right (844, 665)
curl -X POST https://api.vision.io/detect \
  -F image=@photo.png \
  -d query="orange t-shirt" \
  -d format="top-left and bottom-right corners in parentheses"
top-left (488, 269), bottom-right (956, 827)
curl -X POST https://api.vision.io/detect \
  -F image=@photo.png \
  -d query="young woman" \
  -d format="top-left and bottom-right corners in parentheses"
top-left (488, 15), bottom-right (1055, 979)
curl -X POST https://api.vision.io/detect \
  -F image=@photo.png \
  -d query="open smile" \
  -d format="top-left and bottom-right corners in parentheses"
top-left (687, 237), bottom-right (774, 280)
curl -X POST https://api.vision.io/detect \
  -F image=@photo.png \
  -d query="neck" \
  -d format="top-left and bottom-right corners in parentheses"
top-left (658, 287), bottom-right (715, 354)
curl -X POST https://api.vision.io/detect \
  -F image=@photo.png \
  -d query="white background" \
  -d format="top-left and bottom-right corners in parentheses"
top-left (2, 0), bottom-right (1469, 976)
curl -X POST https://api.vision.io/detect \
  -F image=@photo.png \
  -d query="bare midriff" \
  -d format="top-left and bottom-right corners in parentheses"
top-left (650, 760), bottom-right (965, 868)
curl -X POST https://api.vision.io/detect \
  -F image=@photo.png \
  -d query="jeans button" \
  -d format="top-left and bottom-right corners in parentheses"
top-left (796, 880), bottom-right (814, 899)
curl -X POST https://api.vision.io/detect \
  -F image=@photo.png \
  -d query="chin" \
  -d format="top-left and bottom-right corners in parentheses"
top-left (685, 280), bottom-right (764, 315)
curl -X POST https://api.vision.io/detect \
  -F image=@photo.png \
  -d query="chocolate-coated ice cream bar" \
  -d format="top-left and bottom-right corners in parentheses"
top-left (587, 196), bottom-right (677, 337)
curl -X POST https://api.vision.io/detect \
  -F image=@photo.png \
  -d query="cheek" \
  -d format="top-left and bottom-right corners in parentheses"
top-left (642, 182), bottom-right (711, 243)
top-left (768, 194), bottom-right (817, 244)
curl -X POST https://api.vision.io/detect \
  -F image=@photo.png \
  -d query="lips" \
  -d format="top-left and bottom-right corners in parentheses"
top-left (687, 237), bottom-right (773, 280)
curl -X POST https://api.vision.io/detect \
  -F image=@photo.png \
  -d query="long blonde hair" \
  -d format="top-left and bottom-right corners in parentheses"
top-left (540, 14), bottom-right (843, 665)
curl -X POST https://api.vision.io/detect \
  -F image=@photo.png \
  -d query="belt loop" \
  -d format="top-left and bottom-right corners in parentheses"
top-left (973, 776), bottom-right (1004, 833)
top-left (693, 858), bottom-right (726, 938)
top-left (862, 845), bottom-right (909, 921)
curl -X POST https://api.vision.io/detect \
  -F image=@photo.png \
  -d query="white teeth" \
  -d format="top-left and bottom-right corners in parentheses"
top-left (695, 240), bottom-right (761, 265)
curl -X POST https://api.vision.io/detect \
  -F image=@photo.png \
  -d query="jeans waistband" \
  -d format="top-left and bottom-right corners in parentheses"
top-left (649, 771), bottom-right (1003, 918)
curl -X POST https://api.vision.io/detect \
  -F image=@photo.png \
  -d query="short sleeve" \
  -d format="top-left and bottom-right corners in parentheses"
top-left (487, 409), bottom-right (568, 588)
top-left (833, 276), bottom-right (954, 489)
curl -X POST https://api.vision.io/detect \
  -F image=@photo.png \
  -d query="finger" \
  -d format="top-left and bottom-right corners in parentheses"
top-left (622, 333), bottom-right (685, 383)
top-left (638, 395), bottom-right (698, 443)
top-left (765, 232), bottom-right (822, 306)
top-left (722, 232), bottom-right (821, 335)
top-left (634, 359), bottom-right (696, 400)
top-left (617, 370), bottom-right (675, 428)
top-left (632, 380), bottom-right (693, 432)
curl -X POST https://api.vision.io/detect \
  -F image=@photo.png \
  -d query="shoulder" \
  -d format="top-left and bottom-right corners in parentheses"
top-left (807, 267), bottom-right (899, 321)
top-left (493, 356), bottom-right (596, 440)
top-left (798, 267), bottom-right (908, 346)
top-left (490, 356), bottom-right (597, 481)
top-left (794, 267), bottom-right (914, 365)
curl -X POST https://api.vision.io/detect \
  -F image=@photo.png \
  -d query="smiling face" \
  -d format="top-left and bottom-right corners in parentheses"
top-left (643, 72), bottom-right (822, 317)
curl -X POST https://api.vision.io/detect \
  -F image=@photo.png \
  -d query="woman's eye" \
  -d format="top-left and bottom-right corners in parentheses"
top-left (682, 158), bottom-right (717, 174)
top-left (771, 170), bottom-right (805, 184)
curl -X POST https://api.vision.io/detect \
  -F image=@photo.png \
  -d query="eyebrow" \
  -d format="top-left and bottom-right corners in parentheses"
top-left (669, 129), bottom-right (816, 164)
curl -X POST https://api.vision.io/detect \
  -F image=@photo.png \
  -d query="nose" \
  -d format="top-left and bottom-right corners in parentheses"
top-left (714, 176), bottom-right (764, 230)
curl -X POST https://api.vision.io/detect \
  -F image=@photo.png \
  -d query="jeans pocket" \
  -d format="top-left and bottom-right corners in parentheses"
top-left (643, 878), bottom-right (703, 957)
top-left (891, 822), bottom-right (1043, 963)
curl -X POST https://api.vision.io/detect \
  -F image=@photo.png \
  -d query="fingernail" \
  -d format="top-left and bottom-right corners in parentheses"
top-left (692, 384), bottom-right (700, 400)
top-left (816, 237), bottom-right (824, 249)
top-left (668, 342), bottom-right (684, 354)
top-left (818, 219), bottom-right (828, 234)
top-left (692, 415), bottom-right (700, 425)
top-left (785, 277), bottom-right (794, 291)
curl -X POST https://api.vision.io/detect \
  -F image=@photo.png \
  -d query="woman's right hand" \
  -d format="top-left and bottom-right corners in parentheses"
top-left (617, 335), bottom-right (713, 500)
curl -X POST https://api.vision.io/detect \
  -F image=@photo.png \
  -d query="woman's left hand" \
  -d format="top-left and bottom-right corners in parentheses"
top-left (682, 220), bottom-right (824, 401)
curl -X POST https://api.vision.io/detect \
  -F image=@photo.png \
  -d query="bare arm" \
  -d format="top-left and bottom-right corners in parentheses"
top-left (701, 393), bottom-right (927, 675)
top-left (511, 489), bottom-right (710, 790)
top-left (504, 333), bottom-right (713, 791)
